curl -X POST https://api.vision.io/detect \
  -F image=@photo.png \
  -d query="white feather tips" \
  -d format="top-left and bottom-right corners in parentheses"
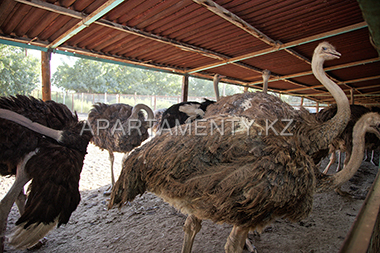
top-left (8, 219), bottom-right (58, 249)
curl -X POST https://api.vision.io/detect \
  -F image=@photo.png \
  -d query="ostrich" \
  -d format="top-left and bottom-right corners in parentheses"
top-left (156, 74), bottom-right (224, 133)
top-left (0, 95), bottom-right (92, 251)
top-left (313, 104), bottom-right (370, 174)
top-left (262, 69), bottom-right (271, 94)
top-left (156, 98), bottom-right (215, 133)
top-left (213, 74), bottom-right (225, 101)
top-left (151, 108), bottom-right (167, 135)
top-left (109, 42), bottom-right (352, 253)
top-left (87, 103), bottom-right (154, 195)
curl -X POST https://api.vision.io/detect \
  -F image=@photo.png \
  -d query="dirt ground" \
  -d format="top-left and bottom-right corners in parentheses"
top-left (1, 142), bottom-right (378, 253)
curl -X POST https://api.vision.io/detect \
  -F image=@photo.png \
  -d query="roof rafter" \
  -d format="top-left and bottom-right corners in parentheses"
top-left (192, 0), bottom-right (311, 64)
top-left (49, 0), bottom-right (125, 48)
top-left (15, 0), bottom-right (263, 75)
top-left (187, 21), bottom-right (368, 74)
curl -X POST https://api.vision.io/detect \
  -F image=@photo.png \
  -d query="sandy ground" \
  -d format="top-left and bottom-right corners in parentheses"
top-left (1, 142), bottom-right (378, 253)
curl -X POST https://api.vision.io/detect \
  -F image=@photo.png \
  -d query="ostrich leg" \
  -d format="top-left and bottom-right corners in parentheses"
top-left (370, 150), bottom-right (376, 165)
top-left (104, 151), bottom-right (115, 196)
top-left (323, 151), bottom-right (337, 174)
top-left (224, 225), bottom-right (250, 253)
top-left (0, 150), bottom-right (37, 253)
top-left (181, 214), bottom-right (202, 253)
top-left (15, 190), bottom-right (26, 215)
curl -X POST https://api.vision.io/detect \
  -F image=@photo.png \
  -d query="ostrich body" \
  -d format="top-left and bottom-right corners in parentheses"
top-left (156, 99), bottom-right (215, 132)
top-left (109, 42), bottom-right (351, 253)
top-left (87, 103), bottom-right (154, 193)
top-left (313, 104), bottom-right (370, 173)
top-left (156, 74), bottom-right (223, 133)
top-left (0, 95), bottom-right (92, 251)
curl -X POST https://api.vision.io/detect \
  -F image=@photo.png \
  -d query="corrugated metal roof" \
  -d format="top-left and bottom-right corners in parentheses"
top-left (0, 0), bottom-right (379, 105)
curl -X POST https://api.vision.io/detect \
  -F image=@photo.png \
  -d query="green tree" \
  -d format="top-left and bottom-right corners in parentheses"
top-left (52, 57), bottom-right (243, 96)
top-left (0, 45), bottom-right (40, 96)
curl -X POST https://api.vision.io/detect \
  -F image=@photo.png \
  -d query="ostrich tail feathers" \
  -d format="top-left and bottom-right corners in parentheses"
top-left (109, 152), bottom-right (147, 209)
top-left (9, 219), bottom-right (57, 249)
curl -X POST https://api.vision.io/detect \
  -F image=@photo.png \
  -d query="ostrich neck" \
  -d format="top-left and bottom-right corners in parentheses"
top-left (311, 58), bottom-right (351, 153)
top-left (214, 78), bottom-right (220, 101)
top-left (331, 122), bottom-right (366, 189)
top-left (262, 76), bottom-right (269, 94)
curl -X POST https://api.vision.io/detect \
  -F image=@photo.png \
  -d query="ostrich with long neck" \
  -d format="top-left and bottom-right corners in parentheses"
top-left (109, 42), bottom-right (352, 253)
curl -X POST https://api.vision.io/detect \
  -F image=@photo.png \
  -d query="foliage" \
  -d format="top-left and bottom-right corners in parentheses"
top-left (0, 45), bottom-right (40, 96)
top-left (52, 58), bottom-right (243, 96)
top-left (52, 58), bottom-right (184, 95)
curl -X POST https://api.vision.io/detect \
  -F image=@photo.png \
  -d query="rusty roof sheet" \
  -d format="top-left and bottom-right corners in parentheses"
top-left (0, 0), bottom-right (379, 105)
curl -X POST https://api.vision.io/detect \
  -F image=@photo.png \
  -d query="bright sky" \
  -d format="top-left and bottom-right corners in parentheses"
top-left (28, 49), bottom-right (76, 75)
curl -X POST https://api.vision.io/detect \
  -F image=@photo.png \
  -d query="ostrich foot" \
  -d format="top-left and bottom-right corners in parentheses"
top-left (103, 186), bottom-right (112, 196)
top-left (334, 188), bottom-right (353, 199)
top-left (27, 237), bottom-right (47, 251)
top-left (245, 238), bottom-right (258, 253)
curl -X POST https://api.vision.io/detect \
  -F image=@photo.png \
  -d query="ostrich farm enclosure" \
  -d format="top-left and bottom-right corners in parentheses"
top-left (1, 115), bottom-right (379, 253)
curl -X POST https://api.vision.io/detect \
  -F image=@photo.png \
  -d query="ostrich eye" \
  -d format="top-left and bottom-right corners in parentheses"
top-left (322, 47), bottom-right (327, 50)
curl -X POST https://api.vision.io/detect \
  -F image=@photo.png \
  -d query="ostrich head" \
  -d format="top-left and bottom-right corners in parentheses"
top-left (313, 42), bottom-right (341, 61)
top-left (356, 112), bottom-right (380, 138)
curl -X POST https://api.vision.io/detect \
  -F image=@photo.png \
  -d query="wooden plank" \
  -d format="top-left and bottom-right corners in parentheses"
top-left (339, 170), bottom-right (380, 253)
top-left (182, 75), bottom-right (189, 102)
top-left (41, 50), bottom-right (51, 101)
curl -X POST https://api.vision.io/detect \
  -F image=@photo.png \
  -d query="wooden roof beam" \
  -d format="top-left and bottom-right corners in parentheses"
top-left (15, 0), bottom-right (263, 75)
top-left (286, 75), bottom-right (380, 93)
top-left (187, 22), bottom-right (368, 74)
top-left (193, 0), bottom-right (311, 64)
top-left (49, 0), bottom-right (125, 48)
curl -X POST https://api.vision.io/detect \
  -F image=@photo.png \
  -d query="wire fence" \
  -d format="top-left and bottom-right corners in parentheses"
top-left (31, 90), bottom-right (215, 113)
top-left (30, 90), bottom-right (326, 114)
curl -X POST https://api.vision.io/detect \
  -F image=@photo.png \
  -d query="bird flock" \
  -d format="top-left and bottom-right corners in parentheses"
top-left (1, 42), bottom-right (380, 253)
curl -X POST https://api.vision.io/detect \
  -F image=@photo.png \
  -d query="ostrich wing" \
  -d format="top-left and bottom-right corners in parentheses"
top-left (9, 143), bottom-right (84, 249)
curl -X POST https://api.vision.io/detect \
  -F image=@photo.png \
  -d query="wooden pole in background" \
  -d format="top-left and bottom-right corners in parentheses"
top-left (182, 74), bottom-right (189, 102)
top-left (41, 50), bottom-right (52, 101)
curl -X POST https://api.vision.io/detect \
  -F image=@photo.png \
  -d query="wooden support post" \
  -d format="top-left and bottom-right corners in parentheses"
top-left (350, 88), bottom-right (355, 105)
top-left (316, 102), bottom-right (319, 112)
top-left (41, 50), bottom-right (52, 101)
top-left (300, 97), bottom-right (304, 107)
top-left (182, 74), bottom-right (189, 102)
top-left (243, 86), bottom-right (249, 93)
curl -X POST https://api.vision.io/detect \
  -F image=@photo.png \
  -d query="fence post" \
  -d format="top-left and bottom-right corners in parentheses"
top-left (104, 92), bottom-right (107, 103)
top-left (81, 93), bottom-right (84, 113)
top-left (71, 93), bottom-right (74, 111)
top-left (134, 92), bottom-right (137, 105)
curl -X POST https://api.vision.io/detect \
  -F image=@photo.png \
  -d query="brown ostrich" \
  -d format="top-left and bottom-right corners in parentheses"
top-left (87, 103), bottom-right (154, 195)
top-left (109, 42), bottom-right (352, 253)
top-left (313, 104), bottom-right (370, 174)
top-left (0, 95), bottom-right (92, 251)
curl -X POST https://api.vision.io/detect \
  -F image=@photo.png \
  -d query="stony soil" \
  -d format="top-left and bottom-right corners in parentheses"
top-left (1, 142), bottom-right (378, 253)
